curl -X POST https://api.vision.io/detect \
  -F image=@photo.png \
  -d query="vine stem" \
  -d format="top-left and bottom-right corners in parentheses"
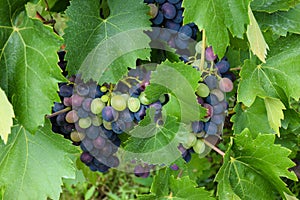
top-left (46, 107), bottom-right (71, 118)
top-left (199, 29), bottom-right (206, 71)
top-left (202, 139), bottom-right (225, 157)
top-left (230, 67), bottom-right (241, 71)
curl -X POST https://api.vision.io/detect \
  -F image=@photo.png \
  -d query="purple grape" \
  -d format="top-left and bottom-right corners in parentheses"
top-left (216, 59), bottom-right (230, 74)
top-left (76, 83), bottom-right (89, 96)
top-left (204, 75), bottom-right (218, 90)
top-left (175, 36), bottom-right (188, 49)
top-left (70, 94), bottom-right (84, 107)
top-left (93, 136), bottom-right (106, 149)
top-left (80, 152), bottom-right (93, 164)
top-left (111, 120), bottom-right (126, 134)
top-left (170, 164), bottom-right (179, 170)
top-left (53, 102), bottom-right (65, 112)
top-left (204, 122), bottom-right (218, 135)
top-left (161, 2), bottom-right (176, 19)
top-left (205, 46), bottom-right (217, 61)
top-left (59, 84), bottom-right (73, 97)
top-left (172, 9), bottom-right (183, 23)
top-left (86, 125), bottom-right (99, 139)
top-left (168, 0), bottom-right (180, 4)
top-left (82, 98), bottom-right (93, 112)
top-left (205, 94), bottom-right (219, 106)
top-left (165, 20), bottom-right (181, 32)
top-left (192, 121), bottom-right (204, 133)
top-left (213, 103), bottom-right (225, 114)
top-left (211, 114), bottom-right (225, 125)
top-left (178, 25), bottom-right (193, 40)
top-left (102, 106), bottom-right (118, 122)
top-left (151, 11), bottom-right (164, 25)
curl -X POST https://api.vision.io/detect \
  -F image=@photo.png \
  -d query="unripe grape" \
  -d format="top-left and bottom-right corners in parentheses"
top-left (91, 98), bottom-right (105, 114)
top-left (193, 139), bottom-right (205, 154)
top-left (196, 83), bottom-right (210, 98)
top-left (111, 95), bottom-right (127, 111)
top-left (127, 97), bottom-right (141, 112)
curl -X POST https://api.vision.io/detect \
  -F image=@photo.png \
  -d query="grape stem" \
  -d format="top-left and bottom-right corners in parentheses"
top-left (230, 67), bottom-right (241, 71)
top-left (199, 29), bottom-right (206, 71)
top-left (46, 107), bottom-right (71, 118)
top-left (202, 139), bottom-right (225, 157)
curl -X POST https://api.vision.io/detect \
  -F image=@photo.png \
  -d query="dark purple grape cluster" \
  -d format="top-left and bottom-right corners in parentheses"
top-left (145, 0), bottom-right (198, 57)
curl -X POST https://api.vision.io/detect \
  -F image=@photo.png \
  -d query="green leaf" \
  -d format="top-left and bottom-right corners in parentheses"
top-left (255, 4), bottom-right (300, 36)
top-left (64, 0), bottom-right (151, 84)
top-left (251, 0), bottom-right (300, 13)
top-left (0, 9), bottom-right (64, 132)
top-left (238, 35), bottom-right (300, 107)
top-left (264, 97), bottom-right (285, 136)
top-left (123, 108), bottom-right (183, 165)
top-left (0, 122), bottom-right (78, 200)
top-left (144, 60), bottom-right (206, 123)
top-left (183, 0), bottom-right (251, 57)
top-left (138, 168), bottom-right (215, 200)
top-left (169, 176), bottom-right (215, 200)
top-left (0, 88), bottom-right (14, 144)
top-left (232, 98), bottom-right (274, 136)
top-left (246, 7), bottom-right (269, 63)
top-left (150, 168), bottom-right (171, 197)
top-left (215, 129), bottom-right (298, 200)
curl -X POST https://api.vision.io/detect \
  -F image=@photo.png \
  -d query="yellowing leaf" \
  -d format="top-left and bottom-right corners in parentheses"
top-left (246, 7), bottom-right (269, 63)
top-left (0, 88), bottom-right (14, 144)
top-left (264, 97), bottom-right (285, 136)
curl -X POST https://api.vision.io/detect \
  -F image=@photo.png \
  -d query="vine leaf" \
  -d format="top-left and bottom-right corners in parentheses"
top-left (64, 0), bottom-right (151, 84)
top-left (215, 129), bottom-right (298, 200)
top-left (144, 60), bottom-right (206, 123)
top-left (0, 88), bottom-right (14, 144)
top-left (123, 108), bottom-right (183, 165)
top-left (138, 168), bottom-right (215, 199)
top-left (238, 35), bottom-right (300, 107)
top-left (232, 98), bottom-right (274, 136)
top-left (255, 4), bottom-right (300, 36)
top-left (0, 122), bottom-right (78, 200)
top-left (246, 7), bottom-right (269, 63)
top-left (0, 8), bottom-right (65, 133)
top-left (251, 0), bottom-right (300, 13)
top-left (182, 0), bottom-right (251, 58)
top-left (264, 97), bottom-right (285, 136)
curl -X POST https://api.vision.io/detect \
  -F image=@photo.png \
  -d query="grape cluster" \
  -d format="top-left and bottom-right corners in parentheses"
top-left (177, 46), bottom-right (235, 159)
top-left (51, 53), bottom-right (167, 173)
top-left (145, 0), bottom-right (198, 57)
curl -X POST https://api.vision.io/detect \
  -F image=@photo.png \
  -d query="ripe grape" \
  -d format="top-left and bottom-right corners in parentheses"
top-left (204, 75), bottom-right (218, 90)
top-left (80, 152), bottom-right (93, 164)
top-left (205, 46), bottom-right (217, 61)
top-left (210, 89), bottom-right (225, 101)
top-left (192, 121), bottom-right (204, 133)
top-left (204, 122), bottom-right (218, 135)
top-left (59, 84), bottom-right (73, 97)
top-left (53, 102), bottom-right (65, 112)
top-left (219, 78), bottom-right (233, 92)
top-left (216, 59), bottom-right (230, 74)
top-left (82, 98), bottom-right (93, 112)
top-left (86, 125), bottom-right (100, 139)
top-left (102, 106), bottom-right (118, 122)
top-left (93, 136), bottom-right (106, 149)
top-left (152, 11), bottom-right (164, 25)
top-left (213, 103), bottom-right (225, 115)
top-left (71, 94), bottom-right (84, 107)
top-left (161, 2), bottom-right (176, 19)
top-left (111, 120), bottom-right (126, 134)
top-left (178, 25), bottom-right (193, 40)
top-left (76, 83), bottom-right (90, 96)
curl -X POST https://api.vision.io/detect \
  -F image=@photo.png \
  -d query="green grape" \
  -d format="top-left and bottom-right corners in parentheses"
top-left (79, 117), bottom-right (92, 129)
top-left (111, 95), bottom-right (127, 111)
top-left (92, 115), bottom-right (102, 126)
top-left (100, 85), bottom-right (108, 92)
top-left (196, 83), bottom-right (210, 98)
top-left (121, 93), bottom-right (130, 101)
top-left (195, 41), bottom-right (202, 54)
top-left (101, 94), bottom-right (109, 103)
top-left (193, 139), bottom-right (205, 154)
top-left (139, 92), bottom-right (151, 105)
top-left (70, 131), bottom-right (85, 142)
top-left (127, 97), bottom-right (141, 112)
top-left (103, 120), bottom-right (112, 130)
top-left (91, 98), bottom-right (105, 114)
top-left (182, 133), bottom-right (197, 149)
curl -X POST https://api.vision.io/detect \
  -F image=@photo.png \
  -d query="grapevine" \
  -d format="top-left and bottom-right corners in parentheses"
top-left (0, 0), bottom-right (299, 199)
